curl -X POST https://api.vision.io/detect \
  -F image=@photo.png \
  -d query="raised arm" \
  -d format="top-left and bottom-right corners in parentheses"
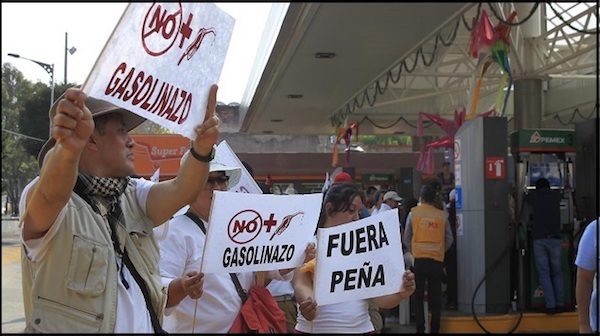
top-left (293, 261), bottom-right (318, 321)
top-left (145, 85), bottom-right (220, 226)
top-left (22, 89), bottom-right (94, 241)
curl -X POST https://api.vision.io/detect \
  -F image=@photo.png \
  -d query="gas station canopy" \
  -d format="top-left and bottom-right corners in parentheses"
top-left (239, 3), bottom-right (597, 137)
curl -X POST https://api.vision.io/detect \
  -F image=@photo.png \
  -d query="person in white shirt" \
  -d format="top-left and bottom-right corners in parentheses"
top-left (19, 85), bottom-right (220, 333)
top-left (156, 157), bottom-right (314, 333)
top-left (293, 183), bottom-right (415, 333)
top-left (380, 190), bottom-right (403, 212)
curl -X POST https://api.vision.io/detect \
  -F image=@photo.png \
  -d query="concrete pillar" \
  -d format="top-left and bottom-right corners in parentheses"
top-left (513, 3), bottom-right (544, 131)
top-left (513, 78), bottom-right (543, 130)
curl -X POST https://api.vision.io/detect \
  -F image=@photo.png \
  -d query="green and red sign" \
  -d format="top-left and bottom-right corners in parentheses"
top-left (510, 129), bottom-right (575, 153)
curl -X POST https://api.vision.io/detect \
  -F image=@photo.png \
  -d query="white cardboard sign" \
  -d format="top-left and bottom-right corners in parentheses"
top-left (314, 209), bottom-right (406, 306)
top-left (216, 140), bottom-right (262, 194)
top-left (201, 191), bottom-right (322, 273)
top-left (82, 3), bottom-right (235, 140)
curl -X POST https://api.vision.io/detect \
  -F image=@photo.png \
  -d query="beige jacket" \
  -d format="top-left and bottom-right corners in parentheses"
top-left (21, 180), bottom-right (166, 333)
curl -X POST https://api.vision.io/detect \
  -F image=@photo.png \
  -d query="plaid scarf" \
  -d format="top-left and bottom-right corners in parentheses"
top-left (74, 173), bottom-right (130, 288)
top-left (74, 174), bottom-right (167, 333)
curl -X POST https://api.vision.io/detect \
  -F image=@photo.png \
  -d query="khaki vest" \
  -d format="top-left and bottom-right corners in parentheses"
top-left (410, 203), bottom-right (447, 262)
top-left (21, 180), bottom-right (166, 333)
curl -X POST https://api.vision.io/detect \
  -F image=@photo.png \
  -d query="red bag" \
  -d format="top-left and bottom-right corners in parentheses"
top-left (229, 286), bottom-right (287, 333)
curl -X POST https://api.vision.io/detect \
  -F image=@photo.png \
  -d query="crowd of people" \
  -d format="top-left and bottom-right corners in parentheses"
top-left (16, 84), bottom-right (598, 334)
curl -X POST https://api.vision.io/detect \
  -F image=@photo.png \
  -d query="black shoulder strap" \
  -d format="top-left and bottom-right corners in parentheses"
top-left (184, 211), bottom-right (206, 234)
top-left (184, 211), bottom-right (247, 303)
top-left (74, 180), bottom-right (166, 334)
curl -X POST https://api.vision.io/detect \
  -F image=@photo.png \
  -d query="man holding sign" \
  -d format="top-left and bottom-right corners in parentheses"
top-left (156, 151), bottom-right (316, 333)
top-left (293, 183), bottom-right (415, 333)
top-left (19, 84), bottom-right (221, 333)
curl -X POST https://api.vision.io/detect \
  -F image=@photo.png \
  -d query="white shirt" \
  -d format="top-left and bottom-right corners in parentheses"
top-left (379, 203), bottom-right (392, 212)
top-left (156, 214), bottom-right (292, 333)
top-left (19, 177), bottom-right (156, 333)
top-left (295, 298), bottom-right (374, 333)
top-left (267, 279), bottom-right (295, 297)
top-left (370, 207), bottom-right (380, 216)
top-left (156, 214), bottom-right (255, 333)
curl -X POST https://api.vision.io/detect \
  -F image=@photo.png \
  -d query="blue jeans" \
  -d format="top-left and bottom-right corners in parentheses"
top-left (533, 238), bottom-right (564, 308)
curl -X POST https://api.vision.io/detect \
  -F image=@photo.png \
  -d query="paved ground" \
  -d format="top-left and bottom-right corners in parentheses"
top-left (2, 216), bottom-right (25, 333)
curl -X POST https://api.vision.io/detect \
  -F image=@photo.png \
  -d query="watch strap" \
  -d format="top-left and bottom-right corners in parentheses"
top-left (189, 145), bottom-right (214, 162)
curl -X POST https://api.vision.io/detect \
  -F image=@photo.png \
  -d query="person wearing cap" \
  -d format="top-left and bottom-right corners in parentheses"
top-left (370, 189), bottom-right (387, 216)
top-left (380, 190), bottom-right (403, 212)
top-left (18, 85), bottom-right (220, 333)
top-left (332, 171), bottom-right (353, 184)
top-left (404, 184), bottom-right (454, 334)
top-left (155, 150), bottom-right (315, 333)
top-left (331, 171), bottom-right (371, 220)
top-left (373, 190), bottom-right (403, 326)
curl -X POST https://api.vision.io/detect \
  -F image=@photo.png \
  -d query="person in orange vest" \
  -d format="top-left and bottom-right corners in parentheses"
top-left (404, 183), bottom-right (454, 334)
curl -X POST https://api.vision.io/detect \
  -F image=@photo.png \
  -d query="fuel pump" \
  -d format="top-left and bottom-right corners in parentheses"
top-left (510, 129), bottom-right (577, 312)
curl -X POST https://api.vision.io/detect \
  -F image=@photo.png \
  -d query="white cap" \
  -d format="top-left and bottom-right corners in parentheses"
top-left (181, 146), bottom-right (242, 190)
top-left (383, 191), bottom-right (402, 202)
top-left (209, 160), bottom-right (241, 190)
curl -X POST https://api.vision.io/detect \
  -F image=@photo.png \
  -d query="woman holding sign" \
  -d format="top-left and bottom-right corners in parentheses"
top-left (293, 183), bottom-right (415, 333)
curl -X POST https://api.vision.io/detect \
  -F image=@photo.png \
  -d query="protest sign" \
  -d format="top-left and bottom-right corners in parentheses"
top-left (82, 3), bottom-right (235, 139)
top-left (216, 140), bottom-right (262, 194)
top-left (201, 191), bottom-right (322, 273)
top-left (314, 209), bottom-right (405, 306)
top-left (150, 167), bottom-right (160, 182)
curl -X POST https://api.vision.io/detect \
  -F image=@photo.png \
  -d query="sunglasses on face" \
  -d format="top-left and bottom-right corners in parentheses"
top-left (206, 175), bottom-right (230, 186)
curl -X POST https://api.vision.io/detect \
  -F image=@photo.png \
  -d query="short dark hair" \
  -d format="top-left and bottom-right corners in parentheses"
top-left (420, 184), bottom-right (437, 203)
top-left (428, 180), bottom-right (442, 192)
top-left (94, 113), bottom-right (120, 135)
top-left (366, 186), bottom-right (377, 195)
top-left (535, 177), bottom-right (550, 190)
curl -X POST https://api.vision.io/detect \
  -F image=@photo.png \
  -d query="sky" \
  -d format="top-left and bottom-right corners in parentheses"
top-left (1, 2), bottom-right (276, 104)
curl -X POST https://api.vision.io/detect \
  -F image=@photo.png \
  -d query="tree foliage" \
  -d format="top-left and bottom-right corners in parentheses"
top-left (2, 63), bottom-right (38, 216)
top-left (19, 83), bottom-right (73, 156)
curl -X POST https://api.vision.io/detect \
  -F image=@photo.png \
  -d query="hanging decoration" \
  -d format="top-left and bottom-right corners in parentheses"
top-left (416, 109), bottom-right (465, 175)
top-left (467, 9), bottom-right (516, 120)
top-left (415, 107), bottom-right (497, 175)
top-left (331, 121), bottom-right (359, 167)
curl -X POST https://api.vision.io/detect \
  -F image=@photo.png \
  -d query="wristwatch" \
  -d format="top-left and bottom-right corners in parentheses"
top-left (189, 144), bottom-right (215, 163)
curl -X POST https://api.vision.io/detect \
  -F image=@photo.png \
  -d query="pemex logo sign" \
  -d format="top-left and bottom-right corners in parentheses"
top-left (529, 131), bottom-right (565, 144)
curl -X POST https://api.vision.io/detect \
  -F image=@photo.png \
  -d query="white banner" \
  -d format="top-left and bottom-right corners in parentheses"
top-left (82, 3), bottom-right (235, 140)
top-left (201, 192), bottom-right (322, 273)
top-left (150, 167), bottom-right (160, 182)
top-left (314, 209), bottom-right (405, 306)
top-left (216, 140), bottom-right (262, 194)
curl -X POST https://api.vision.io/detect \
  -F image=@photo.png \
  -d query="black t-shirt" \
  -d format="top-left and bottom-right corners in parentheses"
top-left (527, 189), bottom-right (562, 239)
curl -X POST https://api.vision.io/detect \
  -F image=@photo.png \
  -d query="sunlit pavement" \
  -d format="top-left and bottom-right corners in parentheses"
top-left (2, 216), bottom-right (25, 333)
